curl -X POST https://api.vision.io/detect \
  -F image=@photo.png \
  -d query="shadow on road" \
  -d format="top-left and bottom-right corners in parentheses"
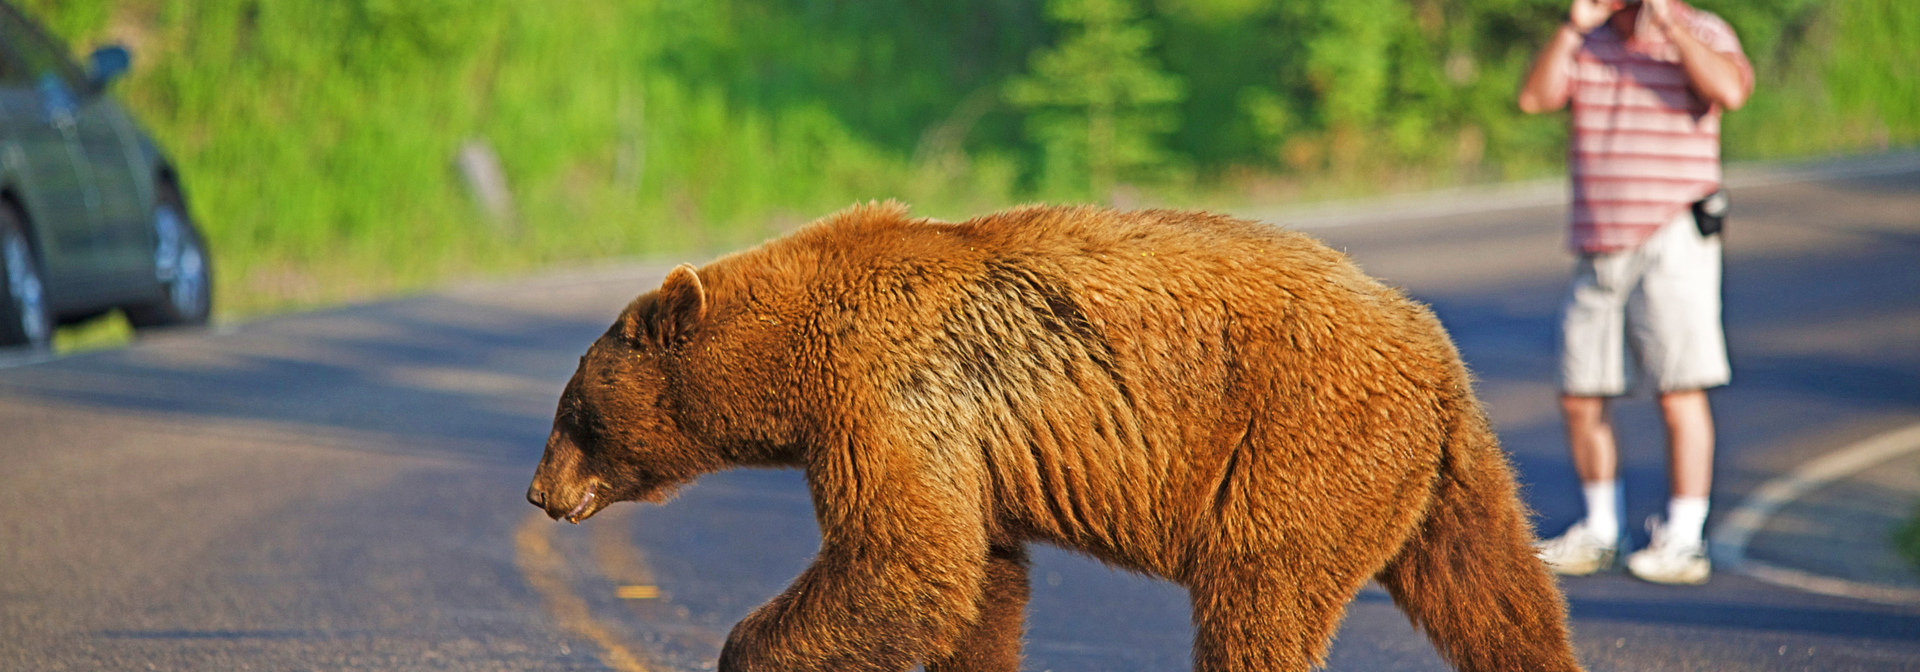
top-left (1569, 597), bottom-right (1920, 641)
top-left (0, 295), bottom-right (613, 465)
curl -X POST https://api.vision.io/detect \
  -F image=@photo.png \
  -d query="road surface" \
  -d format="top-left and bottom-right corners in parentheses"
top-left (2, 159), bottom-right (1916, 670)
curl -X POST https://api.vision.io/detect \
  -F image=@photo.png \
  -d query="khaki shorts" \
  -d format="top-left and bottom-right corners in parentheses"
top-left (1560, 210), bottom-right (1730, 396)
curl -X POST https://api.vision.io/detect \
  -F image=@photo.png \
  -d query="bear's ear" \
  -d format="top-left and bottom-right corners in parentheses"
top-left (625, 264), bottom-right (707, 349)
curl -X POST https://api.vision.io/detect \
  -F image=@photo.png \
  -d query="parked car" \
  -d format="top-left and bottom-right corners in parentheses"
top-left (0, 2), bottom-right (209, 350)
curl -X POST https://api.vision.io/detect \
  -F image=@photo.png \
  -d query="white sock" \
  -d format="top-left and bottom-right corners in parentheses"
top-left (1581, 479), bottom-right (1620, 543)
top-left (1666, 496), bottom-right (1710, 547)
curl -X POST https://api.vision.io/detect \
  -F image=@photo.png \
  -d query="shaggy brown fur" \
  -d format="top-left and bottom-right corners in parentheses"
top-left (527, 203), bottom-right (1583, 672)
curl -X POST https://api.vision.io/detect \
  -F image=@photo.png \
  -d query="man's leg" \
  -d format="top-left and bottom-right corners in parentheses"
top-left (1624, 212), bottom-right (1724, 584)
top-left (1562, 394), bottom-right (1621, 541)
top-left (1537, 394), bottom-right (1623, 574)
top-left (1541, 248), bottom-right (1635, 575)
top-left (1625, 387), bottom-right (1716, 583)
top-left (1659, 388), bottom-right (1714, 500)
top-left (1564, 394), bottom-right (1619, 486)
top-left (1658, 388), bottom-right (1714, 550)
top-left (1635, 209), bottom-right (1726, 514)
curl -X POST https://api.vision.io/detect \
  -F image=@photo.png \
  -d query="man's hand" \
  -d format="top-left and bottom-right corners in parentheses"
top-left (1569, 0), bottom-right (1615, 34)
top-left (1650, 0), bottom-right (1753, 109)
top-left (1521, 0), bottom-right (1614, 113)
top-left (1640, 0), bottom-right (1675, 31)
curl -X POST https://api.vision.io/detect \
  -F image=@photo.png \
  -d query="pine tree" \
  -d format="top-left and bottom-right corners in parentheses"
top-left (1006, 0), bottom-right (1183, 201)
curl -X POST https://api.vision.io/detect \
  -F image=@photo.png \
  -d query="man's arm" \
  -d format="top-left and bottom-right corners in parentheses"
top-left (1646, 0), bottom-right (1752, 110)
top-left (1518, 0), bottom-right (1615, 114)
top-left (1517, 25), bottom-right (1584, 114)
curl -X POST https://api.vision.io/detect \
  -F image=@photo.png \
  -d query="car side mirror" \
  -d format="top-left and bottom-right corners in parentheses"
top-left (87, 45), bottom-right (131, 91)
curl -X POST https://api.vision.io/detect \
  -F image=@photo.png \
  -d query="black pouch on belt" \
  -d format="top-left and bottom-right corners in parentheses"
top-left (1692, 189), bottom-right (1728, 237)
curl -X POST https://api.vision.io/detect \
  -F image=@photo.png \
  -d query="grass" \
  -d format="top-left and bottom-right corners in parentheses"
top-left (53, 313), bottom-right (135, 354)
top-left (1900, 503), bottom-right (1920, 573)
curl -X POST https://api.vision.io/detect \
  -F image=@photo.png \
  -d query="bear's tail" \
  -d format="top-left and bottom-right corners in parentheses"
top-left (1375, 400), bottom-right (1585, 672)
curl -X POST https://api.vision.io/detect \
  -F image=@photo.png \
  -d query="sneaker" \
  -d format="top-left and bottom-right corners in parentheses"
top-left (1535, 521), bottom-right (1618, 576)
top-left (1626, 517), bottom-right (1711, 585)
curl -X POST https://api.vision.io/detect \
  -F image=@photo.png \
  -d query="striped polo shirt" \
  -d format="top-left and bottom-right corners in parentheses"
top-left (1566, 5), bottom-right (1751, 253)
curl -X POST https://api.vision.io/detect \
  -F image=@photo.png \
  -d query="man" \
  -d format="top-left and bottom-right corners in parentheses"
top-left (1517, 0), bottom-right (1752, 585)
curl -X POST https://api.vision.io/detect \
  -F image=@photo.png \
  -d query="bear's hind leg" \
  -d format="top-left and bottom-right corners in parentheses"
top-left (925, 544), bottom-right (1030, 672)
top-left (1373, 418), bottom-right (1583, 672)
top-left (1188, 559), bottom-right (1341, 672)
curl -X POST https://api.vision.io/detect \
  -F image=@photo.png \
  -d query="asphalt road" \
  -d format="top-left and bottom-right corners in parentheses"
top-left (2, 160), bottom-right (1916, 671)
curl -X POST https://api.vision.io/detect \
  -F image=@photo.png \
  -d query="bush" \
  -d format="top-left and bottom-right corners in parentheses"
top-left (1898, 503), bottom-right (1920, 572)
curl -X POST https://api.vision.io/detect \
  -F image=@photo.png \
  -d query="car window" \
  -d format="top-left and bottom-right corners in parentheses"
top-left (0, 5), bottom-right (82, 89)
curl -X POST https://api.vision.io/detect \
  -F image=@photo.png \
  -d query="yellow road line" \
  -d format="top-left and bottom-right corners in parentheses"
top-left (590, 508), bottom-right (730, 654)
top-left (514, 509), bottom-right (654, 672)
top-left (590, 505), bottom-right (657, 587)
top-left (615, 585), bottom-right (661, 599)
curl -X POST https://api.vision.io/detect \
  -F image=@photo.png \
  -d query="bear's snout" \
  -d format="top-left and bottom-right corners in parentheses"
top-left (528, 427), bottom-right (600, 521)
top-left (525, 472), bottom-right (566, 519)
top-left (526, 470), bottom-right (605, 522)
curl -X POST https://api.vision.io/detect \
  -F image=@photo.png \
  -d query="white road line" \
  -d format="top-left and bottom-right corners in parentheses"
top-left (1710, 422), bottom-right (1920, 606)
top-left (1246, 150), bottom-right (1920, 230)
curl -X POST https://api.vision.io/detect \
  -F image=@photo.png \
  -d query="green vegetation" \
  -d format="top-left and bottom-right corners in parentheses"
top-left (17, 0), bottom-right (1916, 326)
top-left (1007, 0), bottom-right (1184, 199)
top-left (1901, 502), bottom-right (1920, 572)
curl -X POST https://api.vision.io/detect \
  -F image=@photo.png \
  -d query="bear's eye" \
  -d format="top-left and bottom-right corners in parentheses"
top-left (565, 396), bottom-right (606, 438)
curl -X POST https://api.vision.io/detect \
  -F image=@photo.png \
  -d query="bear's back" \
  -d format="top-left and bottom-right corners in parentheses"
top-left (699, 205), bottom-right (1468, 573)
top-left (750, 203), bottom-right (1367, 311)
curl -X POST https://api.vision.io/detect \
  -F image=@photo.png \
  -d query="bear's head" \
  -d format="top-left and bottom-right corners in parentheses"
top-left (527, 264), bottom-right (727, 523)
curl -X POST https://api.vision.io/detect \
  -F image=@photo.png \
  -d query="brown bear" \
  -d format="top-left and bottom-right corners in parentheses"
top-left (527, 203), bottom-right (1583, 672)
